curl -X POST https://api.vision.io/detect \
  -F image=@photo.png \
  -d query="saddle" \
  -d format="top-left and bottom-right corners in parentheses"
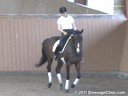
top-left (52, 35), bottom-right (73, 63)
top-left (52, 34), bottom-right (73, 54)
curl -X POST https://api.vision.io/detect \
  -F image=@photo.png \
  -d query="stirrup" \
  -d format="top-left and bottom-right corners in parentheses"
top-left (59, 51), bottom-right (64, 57)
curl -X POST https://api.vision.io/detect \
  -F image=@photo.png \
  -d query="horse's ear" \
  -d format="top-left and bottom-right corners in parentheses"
top-left (81, 29), bottom-right (83, 33)
top-left (74, 29), bottom-right (83, 34)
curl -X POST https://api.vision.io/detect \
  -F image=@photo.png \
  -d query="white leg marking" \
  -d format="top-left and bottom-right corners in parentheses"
top-left (57, 73), bottom-right (63, 84)
top-left (65, 80), bottom-right (70, 90)
top-left (48, 72), bottom-right (52, 83)
top-left (73, 78), bottom-right (80, 85)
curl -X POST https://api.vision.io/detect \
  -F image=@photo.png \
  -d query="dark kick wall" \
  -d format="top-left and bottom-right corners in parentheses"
top-left (0, 16), bottom-right (128, 72)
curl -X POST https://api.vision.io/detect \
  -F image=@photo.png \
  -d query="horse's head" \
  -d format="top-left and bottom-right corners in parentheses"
top-left (73, 29), bottom-right (83, 54)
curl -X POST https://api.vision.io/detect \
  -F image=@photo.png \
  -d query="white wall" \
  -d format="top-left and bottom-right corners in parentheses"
top-left (67, 0), bottom-right (74, 3)
top-left (87, 0), bottom-right (114, 15)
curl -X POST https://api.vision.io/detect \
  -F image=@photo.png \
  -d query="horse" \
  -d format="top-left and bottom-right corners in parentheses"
top-left (35, 29), bottom-right (83, 93)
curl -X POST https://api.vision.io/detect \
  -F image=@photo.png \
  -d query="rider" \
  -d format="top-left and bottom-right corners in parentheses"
top-left (57, 6), bottom-right (77, 53)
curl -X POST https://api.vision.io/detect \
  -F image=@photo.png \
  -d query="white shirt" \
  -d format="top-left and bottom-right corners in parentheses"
top-left (57, 15), bottom-right (75, 30)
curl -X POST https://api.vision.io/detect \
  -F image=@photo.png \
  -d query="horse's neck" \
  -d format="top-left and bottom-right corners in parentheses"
top-left (67, 39), bottom-right (76, 53)
top-left (70, 38), bottom-right (82, 53)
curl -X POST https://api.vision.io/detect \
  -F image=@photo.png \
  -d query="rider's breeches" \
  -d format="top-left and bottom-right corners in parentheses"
top-left (59, 29), bottom-right (74, 51)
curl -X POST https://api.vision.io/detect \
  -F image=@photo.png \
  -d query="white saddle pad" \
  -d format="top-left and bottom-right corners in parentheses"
top-left (52, 40), bottom-right (60, 52)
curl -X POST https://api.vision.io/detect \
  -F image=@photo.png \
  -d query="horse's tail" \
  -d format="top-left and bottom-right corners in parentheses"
top-left (35, 44), bottom-right (47, 67)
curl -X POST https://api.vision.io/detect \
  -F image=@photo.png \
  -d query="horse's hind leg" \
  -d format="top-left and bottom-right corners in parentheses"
top-left (55, 61), bottom-right (63, 90)
top-left (71, 63), bottom-right (81, 88)
top-left (47, 59), bottom-right (53, 88)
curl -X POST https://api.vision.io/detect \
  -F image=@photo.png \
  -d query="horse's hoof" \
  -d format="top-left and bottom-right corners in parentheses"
top-left (47, 83), bottom-right (52, 88)
top-left (59, 83), bottom-right (63, 90)
top-left (71, 84), bottom-right (75, 88)
top-left (65, 89), bottom-right (69, 93)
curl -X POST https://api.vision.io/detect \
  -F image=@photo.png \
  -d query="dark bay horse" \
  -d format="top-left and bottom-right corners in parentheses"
top-left (35, 29), bottom-right (83, 92)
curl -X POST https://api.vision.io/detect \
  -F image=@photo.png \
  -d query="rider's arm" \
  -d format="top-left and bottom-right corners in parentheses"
top-left (57, 24), bottom-right (67, 35)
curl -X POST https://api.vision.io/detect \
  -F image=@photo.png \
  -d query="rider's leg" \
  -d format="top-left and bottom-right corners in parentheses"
top-left (60, 34), bottom-right (68, 52)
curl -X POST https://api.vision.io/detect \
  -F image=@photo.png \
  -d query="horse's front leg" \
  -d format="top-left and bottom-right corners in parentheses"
top-left (71, 63), bottom-right (81, 88)
top-left (65, 64), bottom-right (71, 93)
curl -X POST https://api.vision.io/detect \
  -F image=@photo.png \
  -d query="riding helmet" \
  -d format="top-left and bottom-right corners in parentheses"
top-left (59, 7), bottom-right (67, 13)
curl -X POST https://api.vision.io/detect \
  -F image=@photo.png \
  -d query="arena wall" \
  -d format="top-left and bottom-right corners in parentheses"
top-left (0, 16), bottom-right (128, 72)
